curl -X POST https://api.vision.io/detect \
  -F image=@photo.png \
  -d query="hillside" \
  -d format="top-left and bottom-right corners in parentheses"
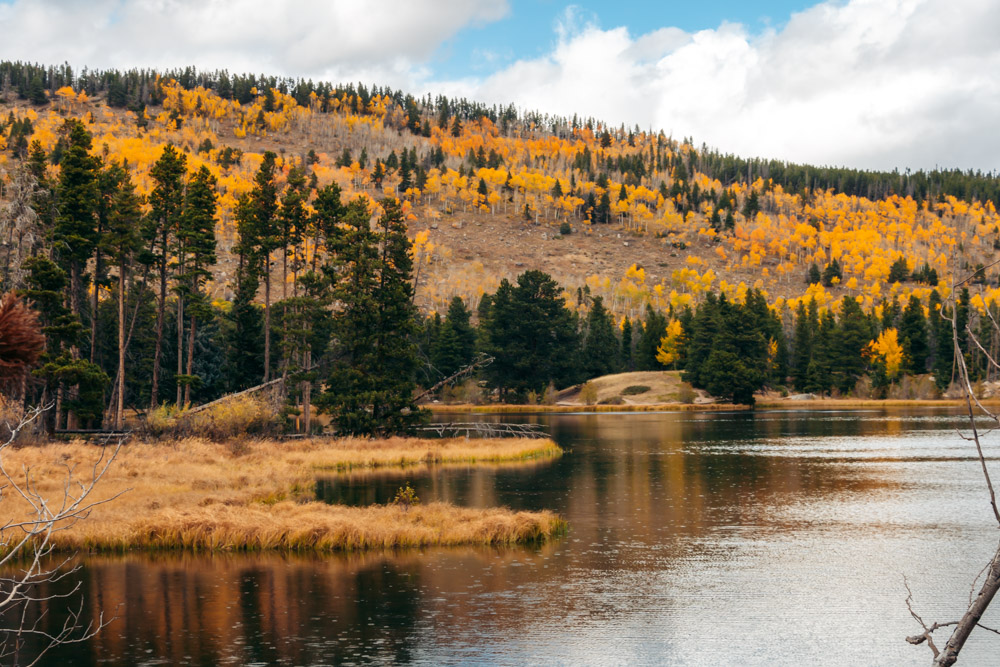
top-left (3, 63), bottom-right (999, 326)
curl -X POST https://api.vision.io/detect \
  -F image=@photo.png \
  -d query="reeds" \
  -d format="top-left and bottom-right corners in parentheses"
top-left (0, 436), bottom-right (564, 554)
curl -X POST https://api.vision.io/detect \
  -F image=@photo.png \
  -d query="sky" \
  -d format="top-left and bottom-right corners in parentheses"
top-left (1, 0), bottom-right (998, 172)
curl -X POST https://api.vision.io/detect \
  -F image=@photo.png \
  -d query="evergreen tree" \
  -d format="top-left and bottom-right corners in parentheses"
top-left (483, 271), bottom-right (580, 399)
top-left (899, 294), bottom-right (928, 374)
top-left (833, 296), bottom-right (870, 394)
top-left (102, 164), bottom-right (143, 428)
top-left (805, 311), bottom-right (836, 395)
top-left (683, 293), bottom-right (722, 388)
top-left (235, 151), bottom-right (279, 382)
top-left (791, 300), bottom-right (813, 391)
top-left (52, 119), bottom-right (101, 427)
top-left (888, 257), bottom-right (910, 283)
top-left (821, 259), bottom-right (843, 287)
top-left (53, 120), bottom-right (99, 321)
top-left (621, 316), bottom-right (633, 371)
top-left (28, 75), bottom-right (47, 106)
top-left (636, 305), bottom-right (668, 371)
top-left (176, 166), bottom-right (218, 405)
top-left (145, 144), bottom-right (186, 407)
top-left (318, 198), bottom-right (425, 434)
top-left (930, 290), bottom-right (953, 390)
top-left (581, 297), bottom-right (619, 379)
top-left (692, 292), bottom-right (771, 405)
top-left (431, 297), bottom-right (477, 380)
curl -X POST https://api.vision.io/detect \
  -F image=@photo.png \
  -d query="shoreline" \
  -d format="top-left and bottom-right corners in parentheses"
top-left (0, 436), bottom-right (565, 554)
top-left (428, 398), bottom-right (997, 414)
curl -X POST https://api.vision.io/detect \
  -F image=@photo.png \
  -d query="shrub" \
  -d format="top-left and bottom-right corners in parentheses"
top-left (542, 382), bottom-right (558, 405)
top-left (143, 394), bottom-right (280, 442)
top-left (392, 483), bottom-right (420, 511)
top-left (579, 382), bottom-right (598, 406)
top-left (559, 222), bottom-right (572, 235)
top-left (621, 385), bottom-right (650, 396)
top-left (677, 382), bottom-right (696, 404)
top-left (598, 396), bottom-right (623, 405)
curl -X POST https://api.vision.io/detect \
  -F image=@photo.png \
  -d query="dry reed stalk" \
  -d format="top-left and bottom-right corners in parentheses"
top-left (0, 437), bottom-right (564, 553)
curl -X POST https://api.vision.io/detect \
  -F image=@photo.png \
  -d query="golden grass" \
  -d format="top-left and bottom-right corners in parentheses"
top-left (755, 398), bottom-right (996, 408)
top-left (431, 403), bottom-right (747, 413)
top-left (0, 436), bottom-right (564, 553)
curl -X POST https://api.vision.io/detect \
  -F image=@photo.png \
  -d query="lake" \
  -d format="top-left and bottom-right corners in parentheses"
top-left (17, 409), bottom-right (1000, 665)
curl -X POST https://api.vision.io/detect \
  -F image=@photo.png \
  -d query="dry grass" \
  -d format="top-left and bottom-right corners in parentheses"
top-left (0, 436), bottom-right (564, 553)
top-left (431, 403), bottom-right (747, 413)
top-left (144, 393), bottom-right (282, 441)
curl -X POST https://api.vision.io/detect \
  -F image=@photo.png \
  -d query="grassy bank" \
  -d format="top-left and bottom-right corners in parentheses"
top-left (0, 437), bottom-right (564, 553)
top-left (432, 397), bottom-right (1000, 413)
top-left (429, 403), bottom-right (748, 413)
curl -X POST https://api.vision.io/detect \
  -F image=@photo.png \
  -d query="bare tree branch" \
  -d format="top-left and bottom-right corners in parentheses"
top-left (0, 404), bottom-right (124, 665)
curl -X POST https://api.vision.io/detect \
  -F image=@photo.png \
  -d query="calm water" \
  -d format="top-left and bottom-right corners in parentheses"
top-left (18, 409), bottom-right (1000, 665)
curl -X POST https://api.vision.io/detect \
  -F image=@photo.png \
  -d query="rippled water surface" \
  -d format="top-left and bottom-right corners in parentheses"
top-left (23, 409), bottom-right (1000, 665)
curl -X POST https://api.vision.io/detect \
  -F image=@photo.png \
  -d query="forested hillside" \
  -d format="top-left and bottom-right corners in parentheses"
top-left (2, 60), bottom-right (1000, 426)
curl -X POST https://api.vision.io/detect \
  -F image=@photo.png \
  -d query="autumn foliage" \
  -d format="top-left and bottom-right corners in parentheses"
top-left (0, 293), bottom-right (44, 384)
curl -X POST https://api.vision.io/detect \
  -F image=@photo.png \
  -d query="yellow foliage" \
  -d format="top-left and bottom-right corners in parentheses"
top-left (869, 328), bottom-right (904, 377)
top-left (655, 320), bottom-right (684, 366)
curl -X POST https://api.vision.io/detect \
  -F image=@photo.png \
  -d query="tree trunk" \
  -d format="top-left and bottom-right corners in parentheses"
top-left (175, 294), bottom-right (184, 407)
top-left (263, 260), bottom-right (271, 382)
top-left (115, 259), bottom-right (126, 430)
top-left (150, 233), bottom-right (168, 409)
top-left (935, 548), bottom-right (1000, 666)
top-left (184, 313), bottom-right (196, 407)
top-left (90, 248), bottom-right (101, 364)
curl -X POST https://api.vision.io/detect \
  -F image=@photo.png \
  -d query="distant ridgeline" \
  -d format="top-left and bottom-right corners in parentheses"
top-left (1, 59), bottom-right (999, 426)
top-left (2, 60), bottom-right (998, 203)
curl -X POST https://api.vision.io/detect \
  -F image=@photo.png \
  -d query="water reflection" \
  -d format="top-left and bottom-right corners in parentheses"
top-left (11, 408), bottom-right (1000, 665)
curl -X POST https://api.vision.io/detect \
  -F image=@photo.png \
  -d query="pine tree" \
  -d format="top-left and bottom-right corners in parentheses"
top-left (636, 305), bottom-right (668, 371)
top-left (145, 144), bottom-right (186, 407)
top-left (581, 297), bottom-right (619, 379)
top-left (318, 198), bottom-right (426, 434)
top-left (621, 316), bottom-right (633, 371)
top-left (176, 166), bottom-right (217, 405)
top-left (791, 300), bottom-right (813, 391)
top-left (235, 151), bottom-right (279, 382)
top-left (834, 296), bottom-right (870, 393)
top-left (899, 294), bottom-right (928, 375)
top-left (483, 271), bottom-right (579, 399)
top-left (52, 119), bottom-right (101, 427)
top-left (930, 290), bottom-right (953, 390)
top-left (431, 297), bottom-right (477, 380)
top-left (805, 311), bottom-right (837, 395)
top-left (102, 164), bottom-right (143, 428)
top-left (807, 263), bottom-right (821, 285)
top-left (682, 293), bottom-right (722, 388)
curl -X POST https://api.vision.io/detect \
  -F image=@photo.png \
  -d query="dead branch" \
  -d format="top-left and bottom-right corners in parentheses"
top-left (0, 404), bottom-right (124, 665)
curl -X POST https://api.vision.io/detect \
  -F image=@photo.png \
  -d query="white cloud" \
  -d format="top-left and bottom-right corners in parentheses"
top-left (1, 0), bottom-right (996, 170)
top-left (450, 0), bottom-right (1000, 171)
top-left (0, 0), bottom-right (508, 89)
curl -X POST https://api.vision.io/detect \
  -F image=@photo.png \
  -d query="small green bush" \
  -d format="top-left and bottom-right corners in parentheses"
top-left (559, 222), bottom-right (572, 235)
top-left (621, 385), bottom-right (651, 396)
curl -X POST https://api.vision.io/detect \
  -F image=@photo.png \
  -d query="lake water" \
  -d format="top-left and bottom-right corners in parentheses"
top-left (17, 409), bottom-right (1000, 665)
